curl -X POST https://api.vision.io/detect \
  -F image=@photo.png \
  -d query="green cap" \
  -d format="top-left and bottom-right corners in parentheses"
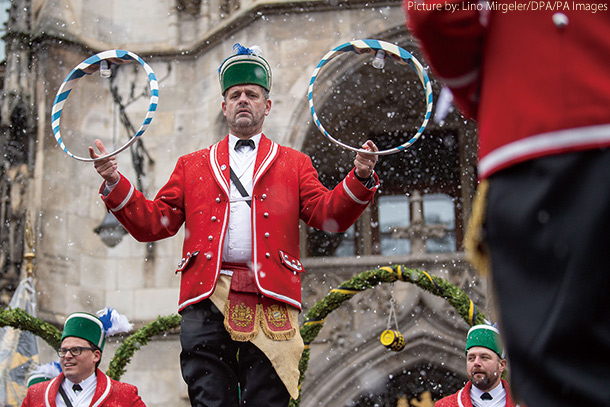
top-left (466, 324), bottom-right (504, 358)
top-left (61, 312), bottom-right (106, 351)
top-left (27, 375), bottom-right (51, 388)
top-left (218, 43), bottom-right (272, 93)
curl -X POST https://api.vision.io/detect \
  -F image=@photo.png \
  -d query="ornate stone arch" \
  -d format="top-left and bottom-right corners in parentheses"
top-left (301, 287), bottom-right (471, 407)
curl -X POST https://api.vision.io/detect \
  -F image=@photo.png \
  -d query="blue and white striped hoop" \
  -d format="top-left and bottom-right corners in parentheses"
top-left (308, 39), bottom-right (433, 156)
top-left (51, 50), bottom-right (158, 162)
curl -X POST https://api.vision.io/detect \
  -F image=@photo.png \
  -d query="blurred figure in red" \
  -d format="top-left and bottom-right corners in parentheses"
top-left (405, 4), bottom-right (610, 406)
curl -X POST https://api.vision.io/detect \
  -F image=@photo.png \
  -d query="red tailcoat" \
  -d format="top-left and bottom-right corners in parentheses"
top-left (405, 5), bottom-right (610, 178)
top-left (100, 134), bottom-right (379, 311)
top-left (21, 370), bottom-right (146, 407)
top-left (435, 380), bottom-right (521, 407)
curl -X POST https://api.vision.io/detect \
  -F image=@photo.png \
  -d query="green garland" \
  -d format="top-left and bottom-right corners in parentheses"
top-left (0, 307), bottom-right (62, 348)
top-left (1, 264), bottom-right (484, 406)
top-left (106, 314), bottom-right (181, 380)
top-left (291, 264), bottom-right (485, 407)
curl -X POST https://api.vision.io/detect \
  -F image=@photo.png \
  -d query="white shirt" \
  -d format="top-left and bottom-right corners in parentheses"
top-left (56, 373), bottom-right (97, 407)
top-left (104, 133), bottom-right (259, 268)
top-left (471, 381), bottom-right (506, 407)
top-left (221, 133), bottom-right (260, 266)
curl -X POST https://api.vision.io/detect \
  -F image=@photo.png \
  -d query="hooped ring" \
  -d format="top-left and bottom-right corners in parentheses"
top-left (51, 50), bottom-right (158, 162)
top-left (308, 39), bottom-right (433, 156)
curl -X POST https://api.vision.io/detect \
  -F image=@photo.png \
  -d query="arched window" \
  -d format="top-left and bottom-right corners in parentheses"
top-left (299, 37), bottom-right (478, 258)
top-left (307, 129), bottom-right (467, 258)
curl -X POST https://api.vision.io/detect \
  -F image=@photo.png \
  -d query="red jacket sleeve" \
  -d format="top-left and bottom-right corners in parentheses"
top-left (298, 154), bottom-right (379, 233)
top-left (100, 162), bottom-right (187, 242)
top-left (404, 0), bottom-right (486, 118)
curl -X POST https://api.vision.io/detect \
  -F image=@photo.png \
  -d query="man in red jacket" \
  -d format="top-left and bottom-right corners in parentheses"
top-left (21, 312), bottom-right (146, 407)
top-left (89, 43), bottom-right (379, 406)
top-left (435, 325), bottom-right (521, 407)
top-left (405, 4), bottom-right (610, 407)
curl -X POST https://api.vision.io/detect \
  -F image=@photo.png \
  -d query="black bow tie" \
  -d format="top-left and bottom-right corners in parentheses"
top-left (480, 392), bottom-right (493, 401)
top-left (72, 383), bottom-right (83, 393)
top-left (235, 139), bottom-right (255, 151)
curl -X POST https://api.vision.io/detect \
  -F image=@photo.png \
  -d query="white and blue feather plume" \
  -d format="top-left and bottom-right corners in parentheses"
top-left (31, 361), bottom-right (62, 378)
top-left (232, 43), bottom-right (262, 56)
top-left (96, 307), bottom-right (133, 336)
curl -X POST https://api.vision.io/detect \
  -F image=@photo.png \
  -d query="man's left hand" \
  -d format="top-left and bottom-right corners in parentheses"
top-left (354, 140), bottom-right (379, 179)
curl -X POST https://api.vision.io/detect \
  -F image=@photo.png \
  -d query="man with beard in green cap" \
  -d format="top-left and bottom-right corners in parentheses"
top-left (435, 324), bottom-right (523, 407)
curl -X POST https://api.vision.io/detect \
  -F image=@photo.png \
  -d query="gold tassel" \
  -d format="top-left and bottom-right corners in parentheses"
top-left (223, 300), bottom-right (260, 342)
top-left (464, 179), bottom-right (491, 277)
top-left (259, 305), bottom-right (297, 341)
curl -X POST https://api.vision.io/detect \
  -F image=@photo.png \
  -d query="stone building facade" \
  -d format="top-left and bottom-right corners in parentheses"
top-left (0, 0), bottom-right (489, 406)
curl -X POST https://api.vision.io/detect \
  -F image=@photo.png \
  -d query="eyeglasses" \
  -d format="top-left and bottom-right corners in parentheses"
top-left (57, 346), bottom-right (97, 358)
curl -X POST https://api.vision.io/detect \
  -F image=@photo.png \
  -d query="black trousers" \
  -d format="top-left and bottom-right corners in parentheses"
top-left (179, 300), bottom-right (290, 407)
top-left (485, 149), bottom-right (610, 407)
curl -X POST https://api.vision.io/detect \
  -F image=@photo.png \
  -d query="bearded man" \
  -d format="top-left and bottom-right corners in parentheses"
top-left (89, 43), bottom-right (379, 407)
top-left (435, 325), bottom-right (523, 407)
